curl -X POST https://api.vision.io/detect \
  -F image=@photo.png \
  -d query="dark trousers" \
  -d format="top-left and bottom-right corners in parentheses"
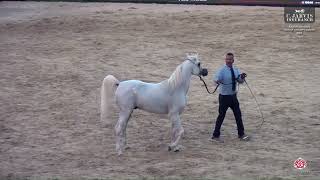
top-left (212, 94), bottom-right (245, 138)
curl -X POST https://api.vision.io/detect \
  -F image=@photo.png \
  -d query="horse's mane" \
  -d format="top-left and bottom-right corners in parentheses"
top-left (167, 53), bottom-right (198, 90)
top-left (168, 64), bottom-right (183, 90)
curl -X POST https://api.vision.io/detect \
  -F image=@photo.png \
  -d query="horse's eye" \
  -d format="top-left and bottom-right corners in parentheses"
top-left (197, 62), bottom-right (201, 67)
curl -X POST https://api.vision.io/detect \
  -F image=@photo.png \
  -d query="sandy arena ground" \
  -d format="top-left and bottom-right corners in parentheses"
top-left (0, 1), bottom-right (319, 179)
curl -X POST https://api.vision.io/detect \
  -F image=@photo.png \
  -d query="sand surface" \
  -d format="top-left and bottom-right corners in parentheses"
top-left (0, 1), bottom-right (319, 179)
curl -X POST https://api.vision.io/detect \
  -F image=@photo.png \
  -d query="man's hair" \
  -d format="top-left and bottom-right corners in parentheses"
top-left (226, 52), bottom-right (234, 56)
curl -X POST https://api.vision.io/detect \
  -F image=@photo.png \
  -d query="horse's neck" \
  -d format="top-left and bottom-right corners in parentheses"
top-left (161, 61), bottom-right (192, 95)
top-left (181, 66), bottom-right (192, 95)
top-left (174, 62), bottom-right (192, 95)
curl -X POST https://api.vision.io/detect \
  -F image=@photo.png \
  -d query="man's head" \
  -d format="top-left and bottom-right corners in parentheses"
top-left (225, 52), bottom-right (234, 67)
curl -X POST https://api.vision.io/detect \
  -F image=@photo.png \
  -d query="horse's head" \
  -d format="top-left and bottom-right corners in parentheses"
top-left (186, 53), bottom-right (208, 77)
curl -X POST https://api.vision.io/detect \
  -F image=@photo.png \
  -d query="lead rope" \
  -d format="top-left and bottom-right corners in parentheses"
top-left (199, 76), bottom-right (219, 94)
top-left (244, 79), bottom-right (265, 130)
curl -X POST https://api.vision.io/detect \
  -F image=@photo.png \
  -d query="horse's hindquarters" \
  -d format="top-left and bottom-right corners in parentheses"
top-left (115, 81), bottom-right (138, 110)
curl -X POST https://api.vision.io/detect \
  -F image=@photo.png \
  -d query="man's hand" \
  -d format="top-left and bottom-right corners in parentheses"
top-left (240, 73), bottom-right (247, 79)
top-left (215, 80), bottom-right (222, 85)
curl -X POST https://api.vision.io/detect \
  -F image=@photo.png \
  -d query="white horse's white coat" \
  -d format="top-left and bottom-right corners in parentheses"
top-left (101, 53), bottom-right (204, 155)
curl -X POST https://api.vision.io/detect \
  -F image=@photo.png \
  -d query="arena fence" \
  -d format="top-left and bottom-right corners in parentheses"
top-left (39, 0), bottom-right (320, 7)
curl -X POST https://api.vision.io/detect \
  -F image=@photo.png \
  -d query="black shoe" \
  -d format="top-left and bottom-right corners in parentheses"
top-left (239, 134), bottom-right (250, 141)
top-left (210, 136), bottom-right (224, 143)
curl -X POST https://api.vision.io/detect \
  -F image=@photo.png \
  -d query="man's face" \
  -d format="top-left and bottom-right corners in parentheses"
top-left (225, 55), bottom-right (234, 67)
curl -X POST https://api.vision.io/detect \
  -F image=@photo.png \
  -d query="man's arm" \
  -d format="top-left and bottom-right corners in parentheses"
top-left (214, 68), bottom-right (223, 84)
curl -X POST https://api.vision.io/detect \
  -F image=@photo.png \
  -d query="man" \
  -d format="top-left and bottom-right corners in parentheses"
top-left (211, 52), bottom-right (249, 142)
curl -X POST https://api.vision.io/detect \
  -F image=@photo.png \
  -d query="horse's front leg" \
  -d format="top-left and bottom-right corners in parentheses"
top-left (168, 112), bottom-right (184, 152)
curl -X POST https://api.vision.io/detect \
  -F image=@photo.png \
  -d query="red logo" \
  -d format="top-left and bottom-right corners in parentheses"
top-left (294, 158), bottom-right (307, 170)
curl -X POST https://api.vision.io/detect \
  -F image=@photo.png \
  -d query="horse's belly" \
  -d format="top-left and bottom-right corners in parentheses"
top-left (136, 92), bottom-right (168, 114)
top-left (144, 103), bottom-right (168, 114)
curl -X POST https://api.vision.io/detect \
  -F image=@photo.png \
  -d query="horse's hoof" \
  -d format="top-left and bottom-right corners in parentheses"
top-left (173, 145), bottom-right (184, 152)
top-left (168, 146), bottom-right (172, 151)
top-left (125, 146), bottom-right (130, 150)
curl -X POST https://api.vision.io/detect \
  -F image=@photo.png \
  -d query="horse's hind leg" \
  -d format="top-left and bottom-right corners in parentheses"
top-left (115, 109), bottom-right (133, 155)
top-left (168, 113), bottom-right (184, 152)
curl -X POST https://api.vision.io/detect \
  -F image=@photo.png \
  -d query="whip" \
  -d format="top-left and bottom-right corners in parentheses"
top-left (244, 79), bottom-right (265, 130)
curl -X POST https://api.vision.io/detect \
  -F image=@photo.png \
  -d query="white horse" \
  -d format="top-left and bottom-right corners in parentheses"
top-left (101, 53), bottom-right (207, 155)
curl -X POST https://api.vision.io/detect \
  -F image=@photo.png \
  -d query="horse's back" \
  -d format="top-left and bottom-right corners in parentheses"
top-left (115, 79), bottom-right (169, 114)
top-left (117, 80), bottom-right (160, 91)
top-left (115, 80), bottom-right (142, 97)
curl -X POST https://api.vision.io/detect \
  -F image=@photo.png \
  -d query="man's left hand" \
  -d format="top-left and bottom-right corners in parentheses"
top-left (240, 73), bottom-right (247, 79)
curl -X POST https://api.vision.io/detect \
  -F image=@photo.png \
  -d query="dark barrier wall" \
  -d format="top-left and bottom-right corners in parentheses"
top-left (42, 0), bottom-right (319, 7)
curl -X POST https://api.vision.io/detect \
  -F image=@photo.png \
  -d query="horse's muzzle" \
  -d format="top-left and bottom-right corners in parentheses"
top-left (200, 68), bottom-right (208, 76)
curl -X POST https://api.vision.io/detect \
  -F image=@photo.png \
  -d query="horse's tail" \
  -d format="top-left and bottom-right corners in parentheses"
top-left (100, 75), bottom-right (119, 125)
